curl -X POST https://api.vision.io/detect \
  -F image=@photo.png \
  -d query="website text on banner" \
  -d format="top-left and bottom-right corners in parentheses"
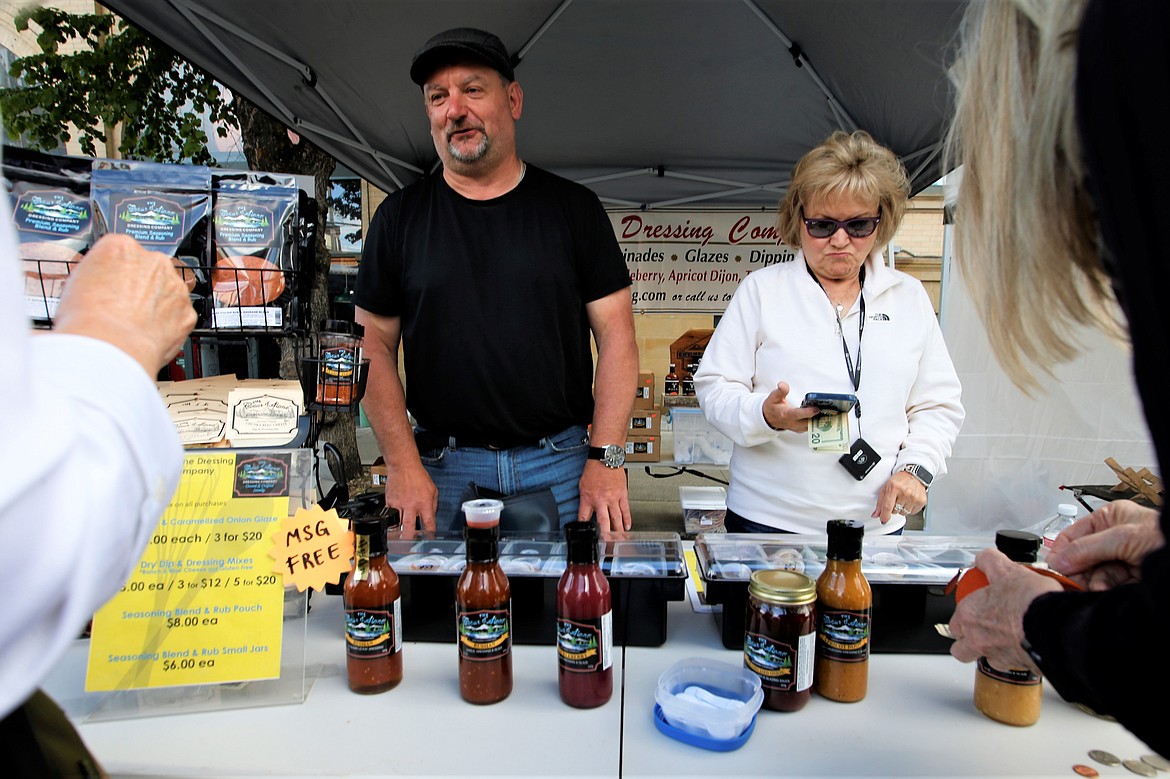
top-left (612, 211), bottom-right (794, 313)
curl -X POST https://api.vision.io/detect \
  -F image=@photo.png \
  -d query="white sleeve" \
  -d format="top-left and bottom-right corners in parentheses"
top-left (693, 273), bottom-right (774, 447)
top-left (0, 213), bottom-right (184, 718)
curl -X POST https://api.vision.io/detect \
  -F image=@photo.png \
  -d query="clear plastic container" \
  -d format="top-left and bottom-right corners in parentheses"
top-left (461, 498), bottom-right (504, 528)
top-left (655, 656), bottom-right (763, 742)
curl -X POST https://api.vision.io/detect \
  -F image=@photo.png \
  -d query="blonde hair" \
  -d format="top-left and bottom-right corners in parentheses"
top-left (777, 130), bottom-right (909, 248)
top-left (945, 0), bottom-right (1125, 392)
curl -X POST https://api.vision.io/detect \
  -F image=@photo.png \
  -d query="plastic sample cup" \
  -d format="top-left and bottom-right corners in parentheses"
top-left (462, 499), bottom-right (504, 528)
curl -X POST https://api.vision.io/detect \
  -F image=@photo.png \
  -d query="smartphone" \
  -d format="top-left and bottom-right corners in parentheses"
top-left (801, 392), bottom-right (858, 414)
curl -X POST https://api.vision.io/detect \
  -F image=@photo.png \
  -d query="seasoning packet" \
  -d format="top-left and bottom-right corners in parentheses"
top-left (91, 159), bottom-right (211, 309)
top-left (209, 171), bottom-right (299, 330)
top-left (2, 145), bottom-right (94, 321)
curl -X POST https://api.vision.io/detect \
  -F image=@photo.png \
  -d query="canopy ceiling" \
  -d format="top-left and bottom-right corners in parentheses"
top-left (104, 0), bottom-right (965, 208)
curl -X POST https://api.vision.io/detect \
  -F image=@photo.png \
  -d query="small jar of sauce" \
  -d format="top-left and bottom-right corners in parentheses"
top-left (744, 569), bottom-right (817, 712)
top-left (974, 530), bottom-right (1043, 726)
top-left (316, 319), bottom-right (363, 407)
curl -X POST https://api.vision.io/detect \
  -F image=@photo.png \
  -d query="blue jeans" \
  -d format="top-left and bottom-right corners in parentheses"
top-left (417, 424), bottom-right (590, 531)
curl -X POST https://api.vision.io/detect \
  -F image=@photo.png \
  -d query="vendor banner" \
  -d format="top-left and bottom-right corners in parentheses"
top-left (611, 210), bottom-right (796, 313)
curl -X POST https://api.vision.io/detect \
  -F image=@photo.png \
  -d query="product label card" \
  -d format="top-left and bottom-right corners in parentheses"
top-left (86, 453), bottom-right (288, 691)
top-left (227, 389), bottom-right (302, 446)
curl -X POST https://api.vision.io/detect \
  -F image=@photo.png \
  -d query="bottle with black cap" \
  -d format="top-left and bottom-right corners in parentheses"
top-left (814, 519), bottom-right (872, 702)
top-left (344, 512), bottom-right (402, 693)
top-left (974, 529), bottom-right (1043, 726)
top-left (556, 519), bottom-right (613, 708)
top-left (456, 522), bottom-right (512, 704)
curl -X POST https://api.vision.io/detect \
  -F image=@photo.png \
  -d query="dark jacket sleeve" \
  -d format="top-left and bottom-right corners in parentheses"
top-left (1022, 0), bottom-right (1170, 758)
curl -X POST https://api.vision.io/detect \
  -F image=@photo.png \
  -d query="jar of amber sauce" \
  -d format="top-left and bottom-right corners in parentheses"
top-left (744, 569), bottom-right (817, 712)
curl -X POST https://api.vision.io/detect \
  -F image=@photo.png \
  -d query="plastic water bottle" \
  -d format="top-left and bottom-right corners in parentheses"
top-left (1041, 503), bottom-right (1078, 549)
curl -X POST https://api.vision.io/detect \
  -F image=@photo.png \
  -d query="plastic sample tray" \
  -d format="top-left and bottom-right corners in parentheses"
top-left (357, 530), bottom-right (687, 647)
top-left (694, 533), bottom-right (992, 654)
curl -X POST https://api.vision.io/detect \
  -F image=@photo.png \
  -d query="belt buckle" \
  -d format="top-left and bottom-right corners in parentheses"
top-left (485, 442), bottom-right (505, 451)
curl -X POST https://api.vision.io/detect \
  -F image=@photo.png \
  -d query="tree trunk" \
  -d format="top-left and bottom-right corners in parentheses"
top-left (235, 97), bottom-right (370, 498)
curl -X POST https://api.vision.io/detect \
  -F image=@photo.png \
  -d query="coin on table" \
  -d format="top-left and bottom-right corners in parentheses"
top-left (1075, 703), bottom-right (1117, 721)
top-left (1090, 750), bottom-right (1122, 766)
top-left (1124, 759), bottom-right (1158, 777)
top-left (1073, 764), bottom-right (1100, 777)
top-left (1142, 755), bottom-right (1170, 772)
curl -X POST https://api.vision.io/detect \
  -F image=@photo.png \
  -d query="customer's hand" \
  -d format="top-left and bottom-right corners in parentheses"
top-left (1047, 500), bottom-right (1163, 590)
top-left (52, 233), bottom-right (196, 376)
top-left (761, 381), bottom-right (820, 433)
top-left (948, 548), bottom-right (1063, 674)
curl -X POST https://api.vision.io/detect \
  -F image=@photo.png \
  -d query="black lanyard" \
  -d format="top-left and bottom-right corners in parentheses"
top-left (807, 263), bottom-right (864, 420)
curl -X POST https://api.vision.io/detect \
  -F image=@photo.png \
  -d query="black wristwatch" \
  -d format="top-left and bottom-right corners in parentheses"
top-left (588, 444), bottom-right (626, 469)
top-left (897, 463), bottom-right (934, 490)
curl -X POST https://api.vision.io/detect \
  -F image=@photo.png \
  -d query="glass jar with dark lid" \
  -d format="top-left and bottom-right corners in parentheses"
top-left (744, 569), bottom-right (817, 712)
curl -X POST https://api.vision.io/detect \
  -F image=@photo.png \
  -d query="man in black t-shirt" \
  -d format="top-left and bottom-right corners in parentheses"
top-left (354, 27), bottom-right (638, 533)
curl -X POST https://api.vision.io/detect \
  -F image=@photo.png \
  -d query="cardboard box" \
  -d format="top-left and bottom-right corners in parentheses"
top-left (671, 407), bottom-right (733, 465)
top-left (670, 329), bottom-right (714, 374)
top-left (625, 434), bottom-right (661, 462)
top-left (370, 456), bottom-right (386, 488)
top-left (635, 370), bottom-right (655, 409)
top-left (629, 406), bottom-right (661, 436)
top-left (680, 485), bottom-right (727, 534)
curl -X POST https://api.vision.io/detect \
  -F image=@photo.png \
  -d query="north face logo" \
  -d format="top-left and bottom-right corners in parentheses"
top-left (870, 313), bottom-right (891, 321)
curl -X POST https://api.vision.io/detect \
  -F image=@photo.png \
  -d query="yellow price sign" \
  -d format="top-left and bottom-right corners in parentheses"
top-left (87, 453), bottom-right (291, 691)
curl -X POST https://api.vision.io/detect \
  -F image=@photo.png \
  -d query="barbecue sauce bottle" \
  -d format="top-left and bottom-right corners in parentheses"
top-left (664, 363), bottom-right (680, 396)
top-left (814, 519), bottom-right (871, 702)
top-left (557, 520), bottom-right (613, 708)
top-left (974, 530), bottom-right (1044, 726)
top-left (456, 523), bottom-right (512, 704)
top-left (344, 514), bottom-right (403, 693)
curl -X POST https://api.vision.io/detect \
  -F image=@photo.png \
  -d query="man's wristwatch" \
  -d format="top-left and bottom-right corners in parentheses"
top-left (897, 463), bottom-right (934, 490)
top-left (588, 444), bottom-right (626, 469)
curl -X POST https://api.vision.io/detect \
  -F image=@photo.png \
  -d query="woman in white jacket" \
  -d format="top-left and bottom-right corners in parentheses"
top-left (695, 131), bottom-right (963, 535)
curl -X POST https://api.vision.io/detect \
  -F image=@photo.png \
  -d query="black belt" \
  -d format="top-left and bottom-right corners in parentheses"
top-left (415, 429), bottom-right (542, 452)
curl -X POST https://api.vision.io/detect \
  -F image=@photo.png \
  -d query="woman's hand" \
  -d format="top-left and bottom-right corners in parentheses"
top-left (762, 381), bottom-right (820, 432)
top-left (872, 470), bottom-right (927, 524)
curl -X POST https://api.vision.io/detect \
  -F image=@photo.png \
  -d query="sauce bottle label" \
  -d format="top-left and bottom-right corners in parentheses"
top-left (816, 607), bottom-right (871, 662)
top-left (320, 346), bottom-right (357, 382)
top-left (744, 631), bottom-right (815, 692)
top-left (977, 657), bottom-right (1040, 685)
top-left (457, 606), bottom-right (511, 661)
top-left (345, 600), bottom-right (401, 658)
top-left (557, 612), bottom-right (613, 673)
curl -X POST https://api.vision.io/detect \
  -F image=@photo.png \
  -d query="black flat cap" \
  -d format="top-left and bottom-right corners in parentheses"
top-left (410, 27), bottom-right (515, 86)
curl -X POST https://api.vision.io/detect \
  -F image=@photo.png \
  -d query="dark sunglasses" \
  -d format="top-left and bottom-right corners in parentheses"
top-left (801, 209), bottom-right (881, 239)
